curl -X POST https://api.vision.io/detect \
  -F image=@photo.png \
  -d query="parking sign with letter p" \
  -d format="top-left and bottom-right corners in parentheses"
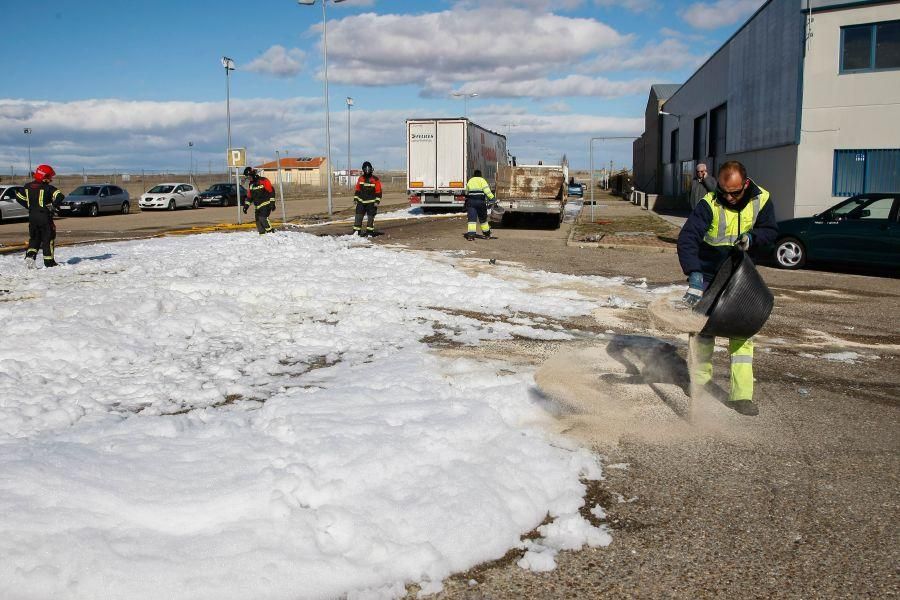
top-left (227, 148), bottom-right (246, 168)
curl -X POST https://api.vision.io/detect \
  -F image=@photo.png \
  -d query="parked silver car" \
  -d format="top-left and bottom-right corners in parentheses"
top-left (0, 185), bottom-right (28, 223)
top-left (58, 184), bottom-right (131, 217)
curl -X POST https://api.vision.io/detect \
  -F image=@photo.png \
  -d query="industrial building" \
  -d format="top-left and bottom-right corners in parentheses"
top-left (633, 0), bottom-right (900, 220)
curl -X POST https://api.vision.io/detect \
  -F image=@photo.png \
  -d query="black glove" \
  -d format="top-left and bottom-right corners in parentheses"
top-left (735, 233), bottom-right (752, 252)
top-left (242, 204), bottom-right (249, 214)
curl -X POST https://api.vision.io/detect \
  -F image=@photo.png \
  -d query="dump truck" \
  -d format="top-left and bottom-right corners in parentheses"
top-left (406, 118), bottom-right (508, 211)
top-left (490, 163), bottom-right (569, 226)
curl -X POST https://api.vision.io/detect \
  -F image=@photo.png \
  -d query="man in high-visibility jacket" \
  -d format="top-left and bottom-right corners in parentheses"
top-left (676, 160), bottom-right (778, 416)
top-left (464, 169), bottom-right (494, 240)
top-left (242, 167), bottom-right (275, 234)
top-left (353, 161), bottom-right (382, 237)
top-left (16, 164), bottom-right (65, 269)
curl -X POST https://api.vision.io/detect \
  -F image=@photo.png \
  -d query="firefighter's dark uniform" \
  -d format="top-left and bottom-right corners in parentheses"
top-left (677, 180), bottom-right (778, 402)
top-left (16, 181), bottom-right (64, 267)
top-left (353, 175), bottom-right (382, 236)
top-left (465, 175), bottom-right (494, 238)
top-left (244, 176), bottom-right (276, 234)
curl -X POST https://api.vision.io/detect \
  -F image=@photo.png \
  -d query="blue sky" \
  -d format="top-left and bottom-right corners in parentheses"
top-left (0, 0), bottom-right (765, 174)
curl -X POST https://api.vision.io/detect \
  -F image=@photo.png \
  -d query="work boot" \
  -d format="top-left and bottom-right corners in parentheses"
top-left (25, 257), bottom-right (36, 269)
top-left (44, 260), bottom-right (59, 268)
top-left (358, 229), bottom-right (368, 238)
top-left (482, 230), bottom-right (492, 239)
top-left (725, 399), bottom-right (759, 416)
top-left (464, 232), bottom-right (476, 241)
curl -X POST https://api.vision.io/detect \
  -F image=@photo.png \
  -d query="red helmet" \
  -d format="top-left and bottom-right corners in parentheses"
top-left (34, 164), bottom-right (56, 182)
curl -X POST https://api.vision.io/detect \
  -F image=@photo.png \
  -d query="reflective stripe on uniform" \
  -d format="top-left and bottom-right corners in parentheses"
top-left (690, 334), bottom-right (715, 386)
top-left (729, 337), bottom-right (754, 401)
top-left (466, 176), bottom-right (494, 200)
top-left (702, 186), bottom-right (770, 246)
top-left (38, 189), bottom-right (45, 208)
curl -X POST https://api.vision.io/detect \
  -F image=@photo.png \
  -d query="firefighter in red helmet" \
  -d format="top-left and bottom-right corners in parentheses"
top-left (15, 164), bottom-right (65, 268)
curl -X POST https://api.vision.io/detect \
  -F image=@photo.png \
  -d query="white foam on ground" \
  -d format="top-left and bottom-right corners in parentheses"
top-left (0, 231), bottom-right (618, 600)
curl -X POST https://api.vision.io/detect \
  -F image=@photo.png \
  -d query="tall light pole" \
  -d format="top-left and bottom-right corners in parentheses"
top-left (346, 96), bottom-right (353, 189)
top-left (188, 141), bottom-right (194, 182)
top-left (298, 0), bottom-right (346, 217)
top-left (23, 128), bottom-right (32, 175)
top-left (589, 136), bottom-right (638, 221)
top-left (451, 92), bottom-right (478, 118)
top-left (222, 56), bottom-right (241, 223)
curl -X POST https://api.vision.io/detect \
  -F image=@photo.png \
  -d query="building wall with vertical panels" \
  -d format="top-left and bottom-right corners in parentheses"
top-left (658, 0), bottom-right (805, 209)
top-left (795, 1), bottom-right (900, 217)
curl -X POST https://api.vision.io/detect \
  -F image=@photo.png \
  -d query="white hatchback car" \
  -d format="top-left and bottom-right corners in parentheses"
top-left (139, 183), bottom-right (200, 211)
top-left (0, 184), bottom-right (28, 223)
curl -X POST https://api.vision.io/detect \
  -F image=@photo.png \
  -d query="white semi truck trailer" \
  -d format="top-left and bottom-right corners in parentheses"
top-left (406, 118), bottom-right (508, 211)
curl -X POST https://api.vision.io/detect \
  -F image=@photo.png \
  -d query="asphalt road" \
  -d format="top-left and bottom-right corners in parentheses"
top-left (331, 200), bottom-right (898, 599)
top-left (4, 192), bottom-right (898, 597)
top-left (0, 190), bottom-right (411, 250)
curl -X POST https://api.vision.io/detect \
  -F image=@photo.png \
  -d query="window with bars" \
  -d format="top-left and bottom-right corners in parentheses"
top-left (833, 149), bottom-right (900, 196)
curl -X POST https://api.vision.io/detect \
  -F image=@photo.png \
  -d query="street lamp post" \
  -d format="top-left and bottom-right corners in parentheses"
top-left (298, 0), bottom-right (346, 217)
top-left (346, 96), bottom-right (353, 189)
top-left (451, 92), bottom-right (478, 118)
top-left (222, 56), bottom-right (242, 224)
top-left (23, 128), bottom-right (32, 176)
top-left (188, 141), bottom-right (194, 183)
top-left (589, 136), bottom-right (638, 221)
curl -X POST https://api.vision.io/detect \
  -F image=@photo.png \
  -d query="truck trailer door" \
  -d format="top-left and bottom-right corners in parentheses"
top-left (436, 120), bottom-right (466, 190)
top-left (408, 121), bottom-right (437, 191)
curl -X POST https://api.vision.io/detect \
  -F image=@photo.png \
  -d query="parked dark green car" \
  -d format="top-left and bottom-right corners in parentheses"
top-left (773, 193), bottom-right (899, 270)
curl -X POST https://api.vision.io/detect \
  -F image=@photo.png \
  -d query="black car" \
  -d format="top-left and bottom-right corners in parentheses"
top-left (198, 183), bottom-right (246, 207)
top-left (773, 193), bottom-right (899, 270)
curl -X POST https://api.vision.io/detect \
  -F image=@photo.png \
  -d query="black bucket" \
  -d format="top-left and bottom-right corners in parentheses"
top-left (693, 250), bottom-right (774, 339)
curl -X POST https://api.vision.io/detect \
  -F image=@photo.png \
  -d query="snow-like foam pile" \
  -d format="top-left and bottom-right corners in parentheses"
top-left (0, 232), bottom-right (611, 599)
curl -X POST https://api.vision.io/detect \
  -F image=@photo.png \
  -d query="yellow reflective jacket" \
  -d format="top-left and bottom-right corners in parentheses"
top-left (465, 176), bottom-right (494, 201)
top-left (702, 184), bottom-right (770, 247)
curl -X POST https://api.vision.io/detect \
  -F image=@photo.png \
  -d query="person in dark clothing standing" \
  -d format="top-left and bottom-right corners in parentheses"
top-left (242, 167), bottom-right (276, 235)
top-left (353, 161), bottom-right (382, 237)
top-left (16, 164), bottom-right (65, 269)
top-left (688, 163), bottom-right (716, 210)
top-left (676, 160), bottom-right (778, 416)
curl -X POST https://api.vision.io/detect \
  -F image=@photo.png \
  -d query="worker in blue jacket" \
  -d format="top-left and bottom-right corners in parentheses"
top-left (676, 160), bottom-right (778, 416)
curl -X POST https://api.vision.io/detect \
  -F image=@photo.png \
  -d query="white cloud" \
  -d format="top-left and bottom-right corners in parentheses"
top-left (243, 46), bottom-right (307, 78)
top-left (579, 38), bottom-right (707, 74)
top-left (0, 98), bottom-right (639, 172)
top-left (593, 0), bottom-right (658, 12)
top-left (680, 0), bottom-right (765, 30)
top-left (324, 8), bottom-right (632, 97)
top-left (453, 75), bottom-right (652, 99)
top-left (659, 26), bottom-right (707, 42)
top-left (543, 102), bottom-right (572, 114)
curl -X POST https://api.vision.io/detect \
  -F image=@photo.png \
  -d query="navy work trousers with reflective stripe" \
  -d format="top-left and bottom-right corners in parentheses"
top-left (27, 214), bottom-right (56, 263)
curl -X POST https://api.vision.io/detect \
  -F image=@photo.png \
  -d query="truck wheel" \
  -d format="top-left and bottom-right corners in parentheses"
top-left (89, 203), bottom-right (99, 217)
